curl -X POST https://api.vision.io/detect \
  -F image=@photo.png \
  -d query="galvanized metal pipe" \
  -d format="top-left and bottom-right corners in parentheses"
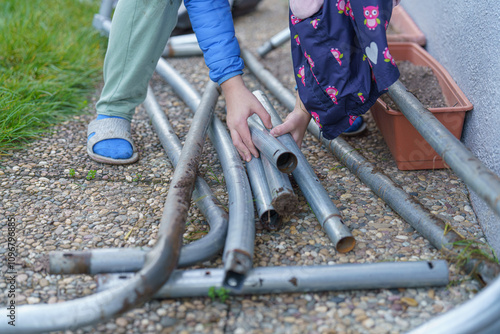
top-left (97, 260), bottom-right (449, 297)
top-left (388, 80), bottom-right (500, 220)
top-left (241, 49), bottom-right (500, 283)
top-left (97, 0), bottom-right (114, 19)
top-left (242, 48), bottom-right (453, 248)
top-left (253, 91), bottom-right (355, 253)
top-left (409, 274), bottom-right (500, 334)
top-left (92, 12), bottom-right (112, 36)
top-left (49, 85), bottom-right (229, 274)
top-left (168, 33), bottom-right (198, 45)
top-left (162, 43), bottom-right (203, 58)
top-left (0, 70), bottom-right (220, 334)
top-left (257, 27), bottom-right (291, 58)
top-left (249, 114), bottom-right (298, 217)
top-left (155, 57), bottom-right (255, 290)
top-left (246, 157), bottom-right (282, 230)
top-left (261, 154), bottom-right (299, 218)
top-left (248, 116), bottom-right (297, 173)
top-left (314, 129), bottom-right (462, 249)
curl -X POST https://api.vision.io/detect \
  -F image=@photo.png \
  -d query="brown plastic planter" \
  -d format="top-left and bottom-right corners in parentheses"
top-left (387, 6), bottom-right (426, 46)
top-left (371, 42), bottom-right (473, 170)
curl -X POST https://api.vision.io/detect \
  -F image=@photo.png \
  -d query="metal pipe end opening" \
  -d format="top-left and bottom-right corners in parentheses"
top-left (260, 209), bottom-right (282, 231)
top-left (276, 152), bottom-right (298, 174)
top-left (336, 236), bottom-right (356, 253)
top-left (223, 271), bottom-right (245, 291)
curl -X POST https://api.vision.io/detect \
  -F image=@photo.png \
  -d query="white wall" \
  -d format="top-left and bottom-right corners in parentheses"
top-left (402, 1), bottom-right (500, 256)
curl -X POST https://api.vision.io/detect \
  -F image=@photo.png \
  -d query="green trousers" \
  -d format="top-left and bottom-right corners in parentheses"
top-left (96, 0), bottom-right (182, 121)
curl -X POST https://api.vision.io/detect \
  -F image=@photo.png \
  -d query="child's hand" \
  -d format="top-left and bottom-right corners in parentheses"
top-left (270, 106), bottom-right (311, 148)
top-left (221, 75), bottom-right (273, 162)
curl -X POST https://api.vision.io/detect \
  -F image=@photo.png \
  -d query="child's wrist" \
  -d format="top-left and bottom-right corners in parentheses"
top-left (298, 100), bottom-right (310, 116)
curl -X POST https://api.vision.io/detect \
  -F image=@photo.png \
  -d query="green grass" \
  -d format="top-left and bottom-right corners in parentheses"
top-left (0, 0), bottom-right (107, 153)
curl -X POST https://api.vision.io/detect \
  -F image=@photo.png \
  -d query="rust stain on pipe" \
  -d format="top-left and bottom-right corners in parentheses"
top-left (60, 252), bottom-right (91, 274)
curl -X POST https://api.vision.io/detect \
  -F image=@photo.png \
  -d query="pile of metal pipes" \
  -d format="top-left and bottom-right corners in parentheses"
top-left (7, 1), bottom-right (500, 332)
top-left (242, 33), bottom-right (500, 334)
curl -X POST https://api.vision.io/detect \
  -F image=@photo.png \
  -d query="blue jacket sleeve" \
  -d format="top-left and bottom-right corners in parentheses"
top-left (184, 0), bottom-right (244, 85)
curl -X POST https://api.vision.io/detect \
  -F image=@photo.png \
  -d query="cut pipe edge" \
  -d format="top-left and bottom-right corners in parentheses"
top-left (247, 119), bottom-right (298, 174)
top-left (259, 209), bottom-right (282, 231)
top-left (251, 90), bottom-right (355, 253)
top-left (254, 120), bottom-right (299, 218)
top-left (245, 156), bottom-right (283, 231)
top-left (275, 151), bottom-right (298, 174)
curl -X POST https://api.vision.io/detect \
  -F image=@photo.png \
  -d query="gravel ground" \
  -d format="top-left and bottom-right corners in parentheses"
top-left (0, 0), bottom-right (493, 333)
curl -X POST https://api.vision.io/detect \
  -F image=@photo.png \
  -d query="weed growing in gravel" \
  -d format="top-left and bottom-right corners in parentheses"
top-left (68, 168), bottom-right (76, 177)
top-left (208, 286), bottom-right (230, 303)
top-left (133, 173), bottom-right (142, 182)
top-left (86, 170), bottom-right (97, 180)
top-left (207, 166), bottom-right (224, 185)
top-left (443, 239), bottom-right (498, 268)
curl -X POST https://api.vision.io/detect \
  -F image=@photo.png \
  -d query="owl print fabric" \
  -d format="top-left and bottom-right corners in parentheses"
top-left (290, 0), bottom-right (400, 140)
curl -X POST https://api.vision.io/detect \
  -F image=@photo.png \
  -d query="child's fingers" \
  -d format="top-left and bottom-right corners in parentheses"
top-left (270, 122), bottom-right (292, 137)
top-left (254, 108), bottom-right (273, 129)
top-left (230, 129), bottom-right (252, 162)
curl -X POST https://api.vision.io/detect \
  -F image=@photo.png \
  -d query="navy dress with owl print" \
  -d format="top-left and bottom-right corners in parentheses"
top-left (290, 0), bottom-right (400, 139)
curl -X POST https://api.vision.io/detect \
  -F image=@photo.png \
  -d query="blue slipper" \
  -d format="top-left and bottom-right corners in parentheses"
top-left (87, 116), bottom-right (139, 164)
top-left (342, 116), bottom-right (367, 136)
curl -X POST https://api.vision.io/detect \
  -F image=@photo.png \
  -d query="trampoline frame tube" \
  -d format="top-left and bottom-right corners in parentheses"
top-left (241, 47), bottom-right (500, 333)
top-left (247, 115), bottom-right (297, 173)
top-left (246, 157), bottom-right (282, 230)
top-left (155, 58), bottom-right (255, 290)
top-left (256, 27), bottom-right (290, 58)
top-left (97, 260), bottom-right (450, 298)
top-left (253, 90), bottom-right (356, 253)
top-left (0, 68), bottom-right (220, 334)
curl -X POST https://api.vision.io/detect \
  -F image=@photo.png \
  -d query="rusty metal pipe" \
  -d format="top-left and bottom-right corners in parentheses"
top-left (97, 260), bottom-right (450, 297)
top-left (0, 79), bottom-right (220, 334)
top-left (48, 85), bottom-right (230, 275)
top-left (162, 43), bottom-right (202, 58)
top-left (249, 115), bottom-right (298, 218)
top-left (155, 57), bottom-right (255, 290)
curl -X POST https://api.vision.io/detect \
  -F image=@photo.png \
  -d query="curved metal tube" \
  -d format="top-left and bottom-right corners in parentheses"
top-left (0, 72), bottom-right (220, 334)
top-left (248, 116), bottom-right (297, 173)
top-left (253, 91), bottom-right (355, 253)
top-left (143, 85), bottom-right (228, 266)
top-left (246, 157), bottom-right (282, 230)
top-left (408, 274), bottom-right (500, 334)
top-left (155, 57), bottom-right (255, 291)
top-left (257, 27), bottom-right (291, 58)
top-left (97, 260), bottom-right (449, 297)
top-left (388, 80), bottom-right (500, 220)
